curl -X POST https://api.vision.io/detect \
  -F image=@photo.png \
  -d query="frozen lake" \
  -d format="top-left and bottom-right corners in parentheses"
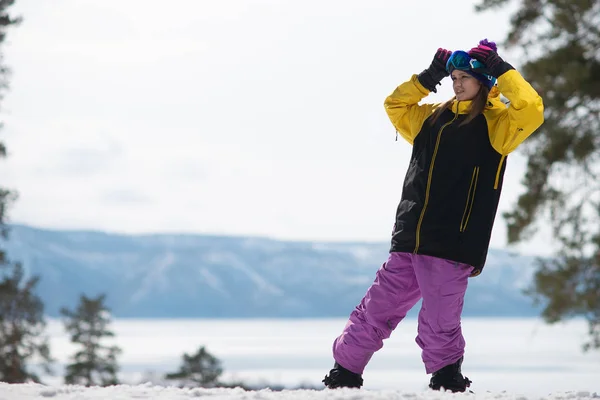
top-left (44, 317), bottom-right (600, 396)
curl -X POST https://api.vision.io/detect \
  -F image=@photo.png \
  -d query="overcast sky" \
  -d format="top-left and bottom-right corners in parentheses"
top-left (0, 0), bottom-right (554, 256)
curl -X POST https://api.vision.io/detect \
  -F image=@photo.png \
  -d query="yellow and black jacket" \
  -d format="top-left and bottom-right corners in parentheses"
top-left (384, 69), bottom-right (544, 273)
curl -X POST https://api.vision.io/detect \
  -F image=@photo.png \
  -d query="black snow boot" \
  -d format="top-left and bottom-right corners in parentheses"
top-left (428, 356), bottom-right (472, 393)
top-left (322, 362), bottom-right (363, 389)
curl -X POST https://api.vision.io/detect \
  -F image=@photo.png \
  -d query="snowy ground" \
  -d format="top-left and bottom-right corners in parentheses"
top-left (0, 383), bottom-right (598, 400)
top-left (4, 317), bottom-right (598, 399)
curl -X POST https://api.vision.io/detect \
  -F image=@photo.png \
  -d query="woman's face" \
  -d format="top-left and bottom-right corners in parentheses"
top-left (451, 70), bottom-right (481, 101)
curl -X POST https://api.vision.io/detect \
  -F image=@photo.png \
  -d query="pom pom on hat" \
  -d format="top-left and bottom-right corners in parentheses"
top-left (478, 38), bottom-right (497, 52)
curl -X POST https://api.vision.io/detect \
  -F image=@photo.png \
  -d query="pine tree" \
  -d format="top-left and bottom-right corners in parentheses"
top-left (0, 0), bottom-right (54, 383)
top-left (475, 0), bottom-right (600, 350)
top-left (165, 346), bottom-right (223, 388)
top-left (0, 0), bottom-right (20, 245)
top-left (0, 262), bottom-right (53, 383)
top-left (60, 294), bottom-right (121, 386)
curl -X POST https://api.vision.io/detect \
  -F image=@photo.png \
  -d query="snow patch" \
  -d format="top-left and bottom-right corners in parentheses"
top-left (0, 383), bottom-right (597, 399)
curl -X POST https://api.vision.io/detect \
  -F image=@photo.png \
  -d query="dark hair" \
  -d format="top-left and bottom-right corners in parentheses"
top-left (428, 84), bottom-right (490, 127)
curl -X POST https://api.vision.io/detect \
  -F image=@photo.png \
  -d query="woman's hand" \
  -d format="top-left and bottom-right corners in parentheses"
top-left (468, 40), bottom-right (514, 78)
top-left (418, 48), bottom-right (452, 92)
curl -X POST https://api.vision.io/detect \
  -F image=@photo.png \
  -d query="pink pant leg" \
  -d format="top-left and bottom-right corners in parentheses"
top-left (332, 252), bottom-right (421, 374)
top-left (412, 254), bottom-right (473, 373)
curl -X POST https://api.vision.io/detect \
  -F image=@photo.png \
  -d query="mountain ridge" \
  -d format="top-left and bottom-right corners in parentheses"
top-left (0, 224), bottom-right (544, 318)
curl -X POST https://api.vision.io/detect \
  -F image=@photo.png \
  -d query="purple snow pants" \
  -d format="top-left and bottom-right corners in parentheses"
top-left (332, 252), bottom-right (474, 375)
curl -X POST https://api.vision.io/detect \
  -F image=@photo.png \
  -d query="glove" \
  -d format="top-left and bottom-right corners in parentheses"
top-left (418, 48), bottom-right (452, 93)
top-left (468, 40), bottom-right (514, 78)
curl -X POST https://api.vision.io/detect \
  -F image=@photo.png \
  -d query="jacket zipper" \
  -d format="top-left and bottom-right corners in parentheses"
top-left (494, 155), bottom-right (505, 189)
top-left (460, 166), bottom-right (480, 232)
top-left (413, 105), bottom-right (460, 253)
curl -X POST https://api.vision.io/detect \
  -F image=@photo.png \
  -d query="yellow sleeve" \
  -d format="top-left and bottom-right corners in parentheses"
top-left (487, 69), bottom-right (544, 155)
top-left (384, 74), bottom-right (436, 145)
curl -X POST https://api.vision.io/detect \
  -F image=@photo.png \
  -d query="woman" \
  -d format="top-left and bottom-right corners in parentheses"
top-left (322, 40), bottom-right (544, 392)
